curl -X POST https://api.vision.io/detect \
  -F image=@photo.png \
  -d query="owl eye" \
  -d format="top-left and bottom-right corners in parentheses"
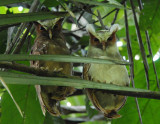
top-left (40, 26), bottom-right (45, 31)
top-left (108, 36), bottom-right (113, 41)
top-left (53, 24), bottom-right (58, 29)
top-left (93, 38), bottom-right (99, 43)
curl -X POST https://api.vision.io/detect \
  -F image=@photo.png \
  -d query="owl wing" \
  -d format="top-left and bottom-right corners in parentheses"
top-left (30, 40), bottom-right (50, 115)
top-left (83, 64), bottom-right (103, 111)
top-left (30, 39), bottom-right (49, 68)
top-left (83, 63), bottom-right (91, 80)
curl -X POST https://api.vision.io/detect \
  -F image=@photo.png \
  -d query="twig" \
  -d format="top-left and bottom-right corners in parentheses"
top-left (5, 0), bottom-right (40, 54)
top-left (137, 0), bottom-right (159, 88)
top-left (4, 23), bottom-right (27, 54)
top-left (124, 2), bottom-right (143, 124)
top-left (64, 114), bottom-right (105, 124)
top-left (97, 10), bottom-right (106, 30)
top-left (12, 23), bottom-right (33, 54)
top-left (77, 11), bottom-right (85, 22)
top-left (61, 105), bottom-right (86, 115)
top-left (26, 26), bottom-right (35, 53)
top-left (111, 9), bottom-right (119, 25)
top-left (6, 26), bottom-right (15, 52)
top-left (93, 9), bottom-right (117, 24)
top-left (145, 31), bottom-right (159, 88)
top-left (130, 0), bottom-right (150, 89)
top-left (71, 9), bottom-right (119, 32)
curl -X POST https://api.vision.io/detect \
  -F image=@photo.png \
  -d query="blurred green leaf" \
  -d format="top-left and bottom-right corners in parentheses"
top-left (139, 0), bottom-right (160, 34)
top-left (0, 0), bottom-right (31, 6)
top-left (0, 6), bottom-right (8, 14)
top-left (43, 0), bottom-right (61, 7)
top-left (85, 96), bottom-right (98, 118)
top-left (0, 54), bottom-right (130, 65)
top-left (44, 112), bottom-right (65, 124)
top-left (1, 85), bottom-right (44, 124)
top-left (112, 57), bottom-right (160, 124)
top-left (0, 12), bottom-right (68, 26)
top-left (70, 0), bottom-right (124, 9)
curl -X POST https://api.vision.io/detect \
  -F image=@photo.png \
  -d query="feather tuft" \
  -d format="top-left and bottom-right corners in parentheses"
top-left (86, 24), bottom-right (96, 35)
top-left (110, 24), bottom-right (119, 34)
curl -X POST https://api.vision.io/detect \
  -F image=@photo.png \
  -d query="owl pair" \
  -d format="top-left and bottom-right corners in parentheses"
top-left (30, 18), bottom-right (130, 119)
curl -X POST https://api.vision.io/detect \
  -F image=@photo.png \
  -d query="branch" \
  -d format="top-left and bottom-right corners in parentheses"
top-left (0, 63), bottom-right (160, 99)
top-left (96, 10), bottom-right (107, 30)
top-left (137, 0), bottom-right (159, 89)
top-left (124, 2), bottom-right (142, 124)
top-left (111, 9), bottom-right (119, 25)
top-left (64, 114), bottom-right (105, 124)
top-left (61, 105), bottom-right (86, 115)
top-left (130, 0), bottom-right (150, 89)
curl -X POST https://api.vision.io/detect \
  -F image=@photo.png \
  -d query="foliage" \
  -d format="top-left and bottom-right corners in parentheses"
top-left (0, 0), bottom-right (160, 124)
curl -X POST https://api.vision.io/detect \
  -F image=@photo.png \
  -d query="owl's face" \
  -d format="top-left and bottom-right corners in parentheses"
top-left (86, 24), bottom-right (119, 57)
top-left (34, 18), bottom-right (63, 39)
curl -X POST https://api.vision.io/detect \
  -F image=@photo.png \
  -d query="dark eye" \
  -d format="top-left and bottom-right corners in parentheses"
top-left (40, 26), bottom-right (45, 31)
top-left (108, 36), bottom-right (113, 41)
top-left (54, 24), bottom-right (58, 29)
top-left (93, 38), bottom-right (99, 43)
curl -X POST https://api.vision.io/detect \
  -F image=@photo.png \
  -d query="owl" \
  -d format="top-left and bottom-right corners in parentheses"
top-left (83, 24), bottom-right (130, 119)
top-left (30, 18), bottom-right (75, 116)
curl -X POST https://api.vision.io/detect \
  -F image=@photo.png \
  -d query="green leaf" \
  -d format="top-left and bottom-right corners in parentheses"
top-left (0, 71), bottom-right (160, 99)
top-left (0, 54), bottom-right (130, 65)
top-left (44, 112), bottom-right (65, 124)
top-left (85, 96), bottom-right (98, 118)
top-left (70, 0), bottom-right (124, 9)
top-left (0, 0), bottom-right (31, 6)
top-left (1, 79), bottom-right (23, 117)
top-left (0, 12), bottom-right (68, 26)
top-left (112, 56), bottom-right (160, 124)
top-left (139, 0), bottom-right (160, 34)
top-left (1, 85), bottom-right (44, 124)
top-left (43, 0), bottom-right (61, 7)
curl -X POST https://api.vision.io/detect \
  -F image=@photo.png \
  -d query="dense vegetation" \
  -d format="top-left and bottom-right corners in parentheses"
top-left (0, 0), bottom-right (160, 124)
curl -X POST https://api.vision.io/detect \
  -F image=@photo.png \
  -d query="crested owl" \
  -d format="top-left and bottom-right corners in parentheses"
top-left (83, 24), bottom-right (130, 119)
top-left (30, 18), bottom-right (75, 116)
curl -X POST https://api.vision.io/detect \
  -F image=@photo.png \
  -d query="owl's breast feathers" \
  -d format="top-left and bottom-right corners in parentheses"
top-left (83, 59), bottom-right (129, 118)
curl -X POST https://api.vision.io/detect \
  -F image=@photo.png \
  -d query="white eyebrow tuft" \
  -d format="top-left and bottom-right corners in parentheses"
top-left (86, 24), bottom-right (95, 34)
top-left (110, 24), bottom-right (119, 33)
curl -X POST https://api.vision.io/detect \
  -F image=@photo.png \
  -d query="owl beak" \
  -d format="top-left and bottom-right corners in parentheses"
top-left (49, 30), bottom-right (52, 39)
top-left (102, 42), bottom-right (106, 51)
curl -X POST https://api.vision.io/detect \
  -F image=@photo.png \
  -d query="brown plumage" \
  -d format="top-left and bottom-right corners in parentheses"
top-left (83, 24), bottom-right (130, 119)
top-left (30, 18), bottom-right (75, 116)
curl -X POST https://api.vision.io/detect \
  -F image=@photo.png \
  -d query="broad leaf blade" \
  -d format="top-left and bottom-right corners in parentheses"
top-left (69, 0), bottom-right (124, 9)
top-left (0, 54), bottom-right (130, 65)
top-left (0, 0), bottom-right (31, 6)
top-left (0, 12), bottom-right (68, 26)
top-left (0, 71), bottom-right (160, 99)
top-left (1, 85), bottom-right (44, 124)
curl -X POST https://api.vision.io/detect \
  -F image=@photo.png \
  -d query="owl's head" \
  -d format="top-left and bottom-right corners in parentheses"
top-left (34, 18), bottom-right (64, 39)
top-left (86, 24), bottom-right (119, 57)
